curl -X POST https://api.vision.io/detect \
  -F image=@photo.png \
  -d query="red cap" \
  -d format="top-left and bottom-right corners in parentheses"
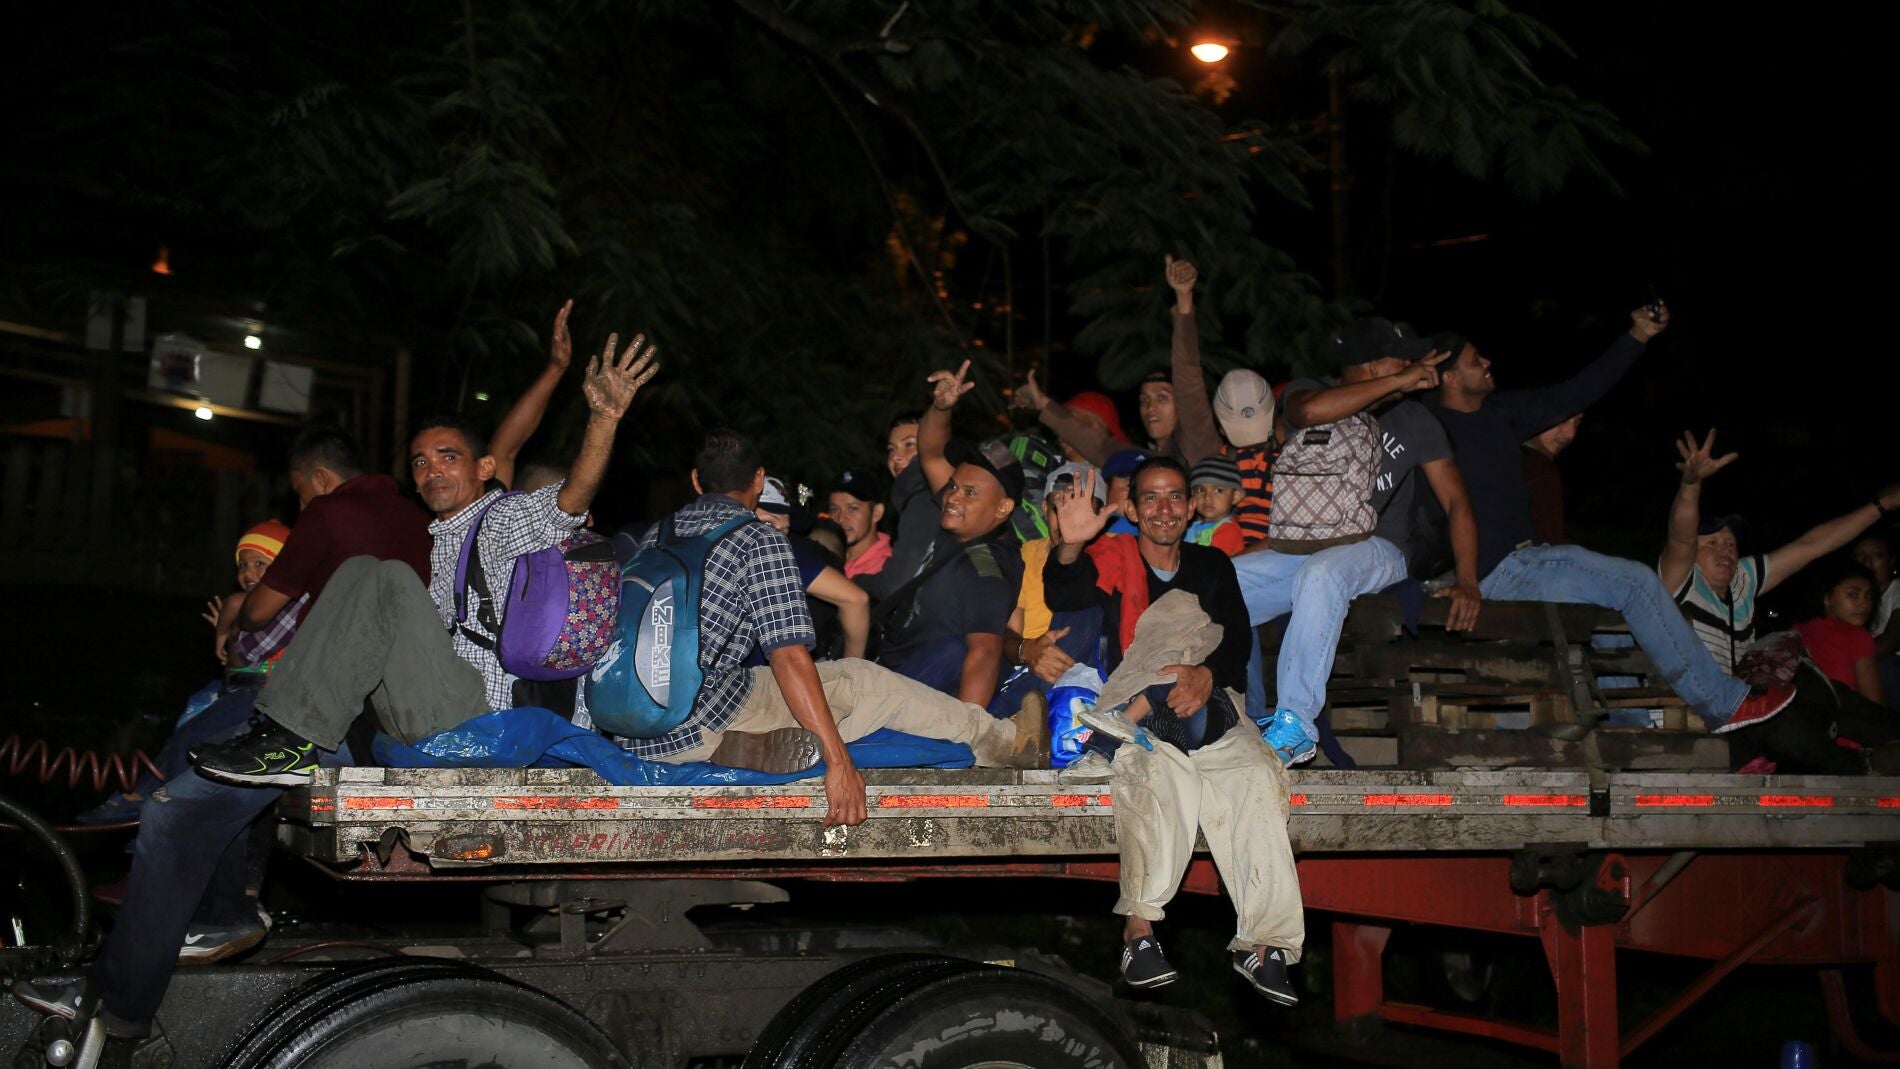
top-left (1063, 391), bottom-right (1128, 442)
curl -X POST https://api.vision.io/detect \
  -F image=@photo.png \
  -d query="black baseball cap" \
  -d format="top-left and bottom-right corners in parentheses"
top-left (1335, 316), bottom-right (1434, 367)
top-left (831, 467), bottom-right (883, 503)
top-left (946, 438), bottom-right (1027, 501)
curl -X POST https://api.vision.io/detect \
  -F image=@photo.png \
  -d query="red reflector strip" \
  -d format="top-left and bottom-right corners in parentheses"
top-left (1879, 798), bottom-right (1900, 808)
top-left (1502, 794), bottom-right (1588, 807)
top-left (1363, 793), bottom-right (1453, 807)
top-left (1759, 795), bottom-right (1833, 808)
top-left (878, 795), bottom-right (990, 809)
top-left (343, 797), bottom-right (414, 810)
top-left (494, 796), bottom-right (619, 810)
top-left (1051, 794), bottom-right (1112, 807)
top-left (1288, 794), bottom-right (1308, 806)
top-left (692, 796), bottom-right (811, 809)
top-left (1635, 794), bottom-right (1714, 807)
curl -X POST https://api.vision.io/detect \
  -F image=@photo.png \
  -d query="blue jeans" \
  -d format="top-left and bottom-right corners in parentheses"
top-left (890, 609), bottom-right (1104, 716)
top-left (1480, 545), bottom-right (1747, 725)
top-left (1232, 538), bottom-right (1408, 735)
top-left (92, 746), bottom-right (351, 1025)
top-left (132, 683), bottom-right (262, 798)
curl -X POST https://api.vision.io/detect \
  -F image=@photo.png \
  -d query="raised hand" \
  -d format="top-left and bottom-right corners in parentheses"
top-left (1397, 349), bottom-right (1452, 392)
top-left (201, 595), bottom-right (224, 630)
top-left (549, 299), bottom-right (574, 372)
top-left (582, 332), bottom-right (660, 422)
top-left (1630, 302), bottom-right (1670, 342)
top-left (1164, 254), bottom-right (1198, 303)
top-left (1012, 372), bottom-right (1049, 413)
top-left (1674, 429), bottom-right (1737, 486)
top-left (927, 359), bottom-right (977, 412)
top-left (1052, 468), bottom-right (1112, 547)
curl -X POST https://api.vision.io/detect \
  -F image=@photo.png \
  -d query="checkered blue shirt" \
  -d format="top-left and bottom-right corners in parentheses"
top-left (621, 494), bottom-right (814, 758)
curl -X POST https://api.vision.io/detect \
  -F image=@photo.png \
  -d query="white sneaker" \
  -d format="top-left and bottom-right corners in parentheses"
top-left (1078, 705), bottom-right (1153, 750)
top-left (1057, 751), bottom-right (1114, 784)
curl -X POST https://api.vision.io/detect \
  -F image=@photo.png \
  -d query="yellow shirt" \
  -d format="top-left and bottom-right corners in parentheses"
top-left (1017, 538), bottom-right (1053, 639)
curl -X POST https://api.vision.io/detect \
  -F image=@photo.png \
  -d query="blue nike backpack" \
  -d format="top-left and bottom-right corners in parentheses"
top-left (584, 515), bottom-right (753, 738)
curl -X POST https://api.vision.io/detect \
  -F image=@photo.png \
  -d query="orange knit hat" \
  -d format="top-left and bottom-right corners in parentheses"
top-left (236, 519), bottom-right (291, 563)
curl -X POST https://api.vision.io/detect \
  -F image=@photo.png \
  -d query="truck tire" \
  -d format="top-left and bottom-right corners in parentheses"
top-left (219, 958), bottom-right (626, 1069)
top-left (745, 954), bottom-right (978, 1069)
top-left (752, 955), bottom-right (1142, 1069)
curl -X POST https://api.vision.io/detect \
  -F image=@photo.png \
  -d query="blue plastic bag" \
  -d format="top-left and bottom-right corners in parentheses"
top-left (374, 707), bottom-right (974, 786)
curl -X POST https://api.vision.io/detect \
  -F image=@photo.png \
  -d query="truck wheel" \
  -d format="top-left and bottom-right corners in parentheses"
top-left (754, 956), bottom-right (1142, 1069)
top-left (745, 954), bottom-right (979, 1069)
top-left (220, 958), bottom-right (625, 1069)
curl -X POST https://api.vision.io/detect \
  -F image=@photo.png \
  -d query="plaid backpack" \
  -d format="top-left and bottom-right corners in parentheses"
top-left (1268, 411), bottom-right (1381, 553)
top-left (454, 493), bottom-right (620, 683)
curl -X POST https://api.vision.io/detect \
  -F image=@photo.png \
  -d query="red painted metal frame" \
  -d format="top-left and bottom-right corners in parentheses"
top-left (335, 846), bottom-right (1897, 1067)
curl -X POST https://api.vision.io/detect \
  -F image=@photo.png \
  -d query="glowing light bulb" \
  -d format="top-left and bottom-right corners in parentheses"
top-left (244, 334), bottom-right (262, 350)
top-left (194, 404), bottom-right (214, 421)
top-left (1191, 42), bottom-right (1230, 63)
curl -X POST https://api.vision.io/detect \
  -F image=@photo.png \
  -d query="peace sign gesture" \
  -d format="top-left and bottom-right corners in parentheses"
top-left (1397, 349), bottom-right (1453, 392)
top-left (927, 359), bottom-right (976, 413)
top-left (1674, 429), bottom-right (1737, 486)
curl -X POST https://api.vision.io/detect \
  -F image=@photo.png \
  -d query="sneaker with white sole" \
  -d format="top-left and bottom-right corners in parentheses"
top-left (1079, 704), bottom-right (1154, 751)
top-left (12, 978), bottom-right (82, 1021)
top-left (1261, 709), bottom-right (1317, 766)
top-left (1120, 936), bottom-right (1177, 989)
top-left (1712, 685), bottom-right (1795, 735)
top-left (1233, 947), bottom-right (1299, 1005)
top-left (1056, 750), bottom-right (1115, 784)
top-left (178, 922), bottom-right (266, 965)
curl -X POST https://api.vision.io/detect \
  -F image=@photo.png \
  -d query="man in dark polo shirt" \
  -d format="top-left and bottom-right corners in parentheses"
top-left (872, 360), bottom-right (1026, 709)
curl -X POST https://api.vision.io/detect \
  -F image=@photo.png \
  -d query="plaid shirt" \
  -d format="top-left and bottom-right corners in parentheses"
top-left (428, 485), bottom-right (587, 710)
top-left (228, 594), bottom-right (309, 673)
top-left (622, 494), bottom-right (814, 759)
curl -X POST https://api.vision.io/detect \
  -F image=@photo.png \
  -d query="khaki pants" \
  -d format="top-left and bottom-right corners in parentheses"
top-left (261, 557), bottom-right (489, 750)
top-left (1112, 724), bottom-right (1305, 960)
top-left (666, 658), bottom-right (1021, 766)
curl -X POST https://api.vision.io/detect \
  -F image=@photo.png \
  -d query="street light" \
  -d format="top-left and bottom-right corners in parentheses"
top-left (1190, 41), bottom-right (1230, 64)
top-left (194, 403), bottom-right (214, 421)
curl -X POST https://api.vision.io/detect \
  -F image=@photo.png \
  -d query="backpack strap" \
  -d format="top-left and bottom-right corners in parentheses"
top-left (868, 536), bottom-right (979, 646)
top-left (453, 491), bottom-right (522, 643)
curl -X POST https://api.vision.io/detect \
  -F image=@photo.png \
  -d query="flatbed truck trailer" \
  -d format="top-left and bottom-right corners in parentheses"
top-left (5, 766), bottom-right (1898, 1068)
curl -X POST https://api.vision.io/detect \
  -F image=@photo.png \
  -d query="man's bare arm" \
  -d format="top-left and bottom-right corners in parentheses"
top-left (765, 644), bottom-right (867, 827)
top-left (492, 299), bottom-right (576, 489)
top-left (1283, 352), bottom-right (1448, 429)
top-left (919, 360), bottom-right (974, 495)
top-left (559, 332), bottom-right (659, 518)
top-left (959, 633), bottom-right (1004, 708)
top-left (1422, 457), bottom-right (1482, 631)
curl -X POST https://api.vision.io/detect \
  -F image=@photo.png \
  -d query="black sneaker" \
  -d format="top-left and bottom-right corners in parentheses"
top-left (1120, 936), bottom-right (1178, 989)
top-left (1233, 947), bottom-right (1299, 1006)
top-left (190, 718), bottom-right (320, 787)
top-left (12, 978), bottom-right (82, 1021)
top-left (178, 921), bottom-right (267, 965)
top-left (10, 978), bottom-right (148, 1038)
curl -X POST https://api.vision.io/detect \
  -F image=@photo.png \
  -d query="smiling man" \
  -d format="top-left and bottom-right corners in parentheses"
top-left (828, 468), bottom-right (891, 581)
top-left (191, 329), bottom-right (658, 787)
top-left (1039, 458), bottom-right (1302, 1006)
top-left (871, 360), bottom-right (1027, 709)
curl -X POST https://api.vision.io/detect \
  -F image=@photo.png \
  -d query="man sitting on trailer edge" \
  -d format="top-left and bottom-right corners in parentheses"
top-left (1041, 458), bottom-right (1305, 1005)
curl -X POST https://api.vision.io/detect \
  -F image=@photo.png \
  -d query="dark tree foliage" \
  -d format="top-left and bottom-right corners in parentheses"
top-left (2, 0), bottom-right (1633, 485)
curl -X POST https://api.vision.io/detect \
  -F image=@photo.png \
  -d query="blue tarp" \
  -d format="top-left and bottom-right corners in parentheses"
top-left (373, 707), bottom-right (974, 786)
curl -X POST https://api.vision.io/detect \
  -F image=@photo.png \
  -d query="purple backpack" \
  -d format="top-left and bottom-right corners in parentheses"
top-left (454, 493), bottom-right (620, 682)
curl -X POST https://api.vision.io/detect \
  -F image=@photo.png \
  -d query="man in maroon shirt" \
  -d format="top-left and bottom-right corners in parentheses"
top-left (11, 425), bottom-right (432, 1039)
top-left (232, 425), bottom-right (431, 637)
